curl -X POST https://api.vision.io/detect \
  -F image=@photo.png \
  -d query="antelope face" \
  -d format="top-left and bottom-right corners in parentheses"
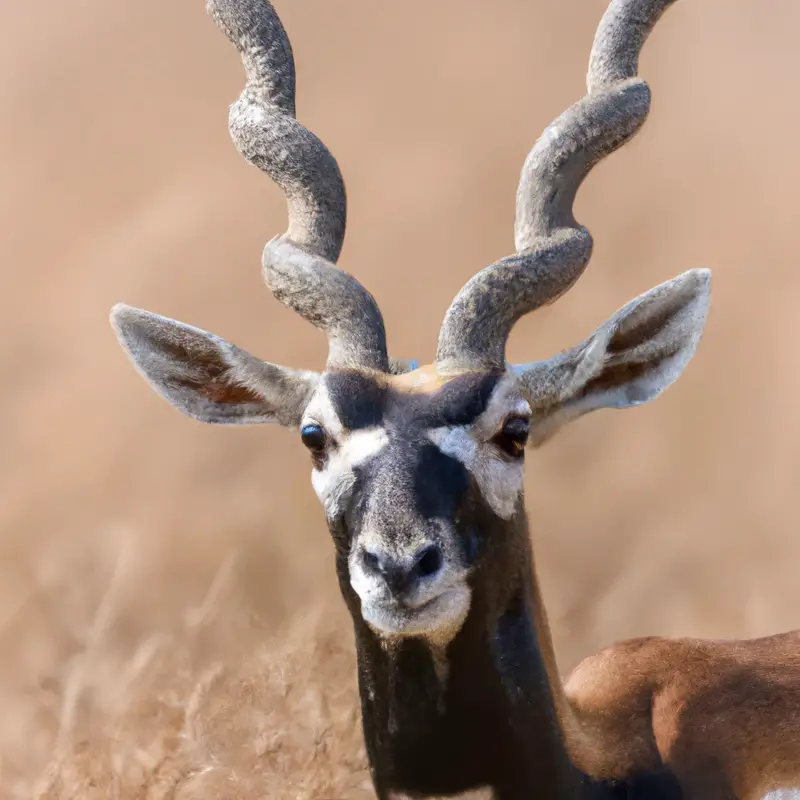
top-left (300, 368), bottom-right (531, 639)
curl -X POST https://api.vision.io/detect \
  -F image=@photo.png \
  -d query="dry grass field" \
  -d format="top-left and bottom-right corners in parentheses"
top-left (3, 1), bottom-right (800, 797)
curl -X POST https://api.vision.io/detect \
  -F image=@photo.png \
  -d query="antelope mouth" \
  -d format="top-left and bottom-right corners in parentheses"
top-left (360, 584), bottom-right (471, 639)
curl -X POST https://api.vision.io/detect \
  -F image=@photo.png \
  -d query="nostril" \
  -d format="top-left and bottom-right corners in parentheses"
top-left (414, 545), bottom-right (443, 578)
top-left (361, 549), bottom-right (381, 573)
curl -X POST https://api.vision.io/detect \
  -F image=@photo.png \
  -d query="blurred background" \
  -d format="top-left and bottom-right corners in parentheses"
top-left (2, 0), bottom-right (799, 797)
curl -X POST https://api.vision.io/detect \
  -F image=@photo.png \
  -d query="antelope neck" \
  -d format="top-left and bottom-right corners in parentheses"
top-left (337, 513), bottom-right (587, 798)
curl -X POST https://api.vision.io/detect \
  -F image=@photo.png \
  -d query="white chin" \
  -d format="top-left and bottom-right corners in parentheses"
top-left (359, 585), bottom-right (471, 639)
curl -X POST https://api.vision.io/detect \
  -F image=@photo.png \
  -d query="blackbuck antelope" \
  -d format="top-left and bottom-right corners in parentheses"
top-left (109, 0), bottom-right (800, 798)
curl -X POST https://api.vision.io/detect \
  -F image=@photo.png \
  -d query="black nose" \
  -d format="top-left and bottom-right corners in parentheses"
top-left (361, 544), bottom-right (444, 596)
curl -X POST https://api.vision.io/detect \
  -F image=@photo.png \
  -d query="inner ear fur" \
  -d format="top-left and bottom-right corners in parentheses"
top-left (514, 269), bottom-right (711, 446)
top-left (111, 304), bottom-right (319, 426)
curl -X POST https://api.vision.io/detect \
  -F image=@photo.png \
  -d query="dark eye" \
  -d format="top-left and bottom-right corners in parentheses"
top-left (300, 424), bottom-right (327, 454)
top-left (492, 415), bottom-right (530, 458)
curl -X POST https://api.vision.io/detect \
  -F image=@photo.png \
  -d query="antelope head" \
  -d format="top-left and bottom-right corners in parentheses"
top-left (111, 0), bottom-right (709, 649)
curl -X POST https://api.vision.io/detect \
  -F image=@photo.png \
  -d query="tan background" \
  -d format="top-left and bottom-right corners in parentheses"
top-left (2, 1), bottom-right (799, 797)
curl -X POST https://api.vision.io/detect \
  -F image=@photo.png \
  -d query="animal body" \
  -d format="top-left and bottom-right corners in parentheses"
top-left (110, 0), bottom-right (800, 798)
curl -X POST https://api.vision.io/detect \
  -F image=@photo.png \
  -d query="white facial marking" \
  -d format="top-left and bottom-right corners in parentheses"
top-left (429, 425), bottom-right (524, 520)
top-left (311, 427), bottom-right (389, 517)
top-left (427, 379), bottom-right (530, 521)
top-left (763, 793), bottom-right (800, 800)
top-left (355, 580), bottom-right (472, 643)
top-left (303, 383), bottom-right (389, 517)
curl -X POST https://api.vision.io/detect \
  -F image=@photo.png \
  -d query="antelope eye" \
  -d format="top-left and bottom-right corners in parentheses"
top-left (492, 415), bottom-right (531, 458)
top-left (300, 424), bottom-right (327, 453)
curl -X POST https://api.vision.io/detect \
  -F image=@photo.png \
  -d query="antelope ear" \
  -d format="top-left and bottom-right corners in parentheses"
top-left (110, 304), bottom-right (319, 427)
top-left (514, 269), bottom-right (711, 446)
